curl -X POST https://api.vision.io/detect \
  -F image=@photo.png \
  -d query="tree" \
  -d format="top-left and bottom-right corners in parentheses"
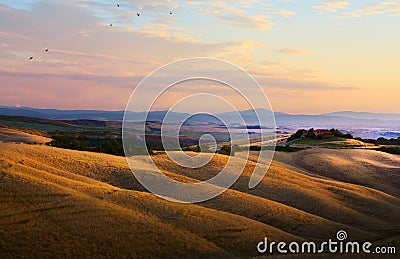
top-left (97, 139), bottom-right (124, 156)
top-left (344, 133), bottom-right (353, 139)
top-left (330, 129), bottom-right (344, 138)
top-left (218, 145), bottom-right (234, 156)
top-left (306, 128), bottom-right (316, 139)
top-left (182, 145), bottom-right (201, 152)
top-left (287, 129), bottom-right (307, 142)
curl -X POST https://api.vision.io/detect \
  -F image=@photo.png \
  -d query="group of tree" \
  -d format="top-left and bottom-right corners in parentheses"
top-left (48, 136), bottom-right (124, 156)
top-left (355, 137), bottom-right (400, 146)
top-left (377, 145), bottom-right (400, 155)
top-left (287, 128), bottom-right (353, 142)
top-left (218, 145), bottom-right (234, 156)
top-left (329, 129), bottom-right (353, 139)
top-left (287, 129), bottom-right (308, 142)
top-left (183, 145), bottom-right (234, 156)
top-left (250, 145), bottom-right (305, 152)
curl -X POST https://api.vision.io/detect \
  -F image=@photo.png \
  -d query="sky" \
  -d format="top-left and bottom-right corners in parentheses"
top-left (0, 0), bottom-right (399, 114)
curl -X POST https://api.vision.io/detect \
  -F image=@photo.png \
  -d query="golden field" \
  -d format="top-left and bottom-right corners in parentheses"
top-left (0, 128), bottom-right (51, 144)
top-left (0, 143), bottom-right (399, 258)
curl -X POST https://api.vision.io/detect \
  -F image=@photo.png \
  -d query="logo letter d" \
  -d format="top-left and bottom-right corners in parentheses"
top-left (257, 237), bottom-right (268, 254)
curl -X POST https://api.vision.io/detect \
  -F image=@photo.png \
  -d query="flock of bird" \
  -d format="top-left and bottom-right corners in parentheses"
top-left (29, 3), bottom-right (173, 60)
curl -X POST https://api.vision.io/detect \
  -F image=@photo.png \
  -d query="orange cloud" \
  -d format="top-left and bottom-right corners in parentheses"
top-left (277, 48), bottom-right (311, 55)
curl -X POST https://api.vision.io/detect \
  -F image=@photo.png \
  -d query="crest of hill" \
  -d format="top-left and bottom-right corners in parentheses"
top-left (0, 127), bottom-right (51, 144)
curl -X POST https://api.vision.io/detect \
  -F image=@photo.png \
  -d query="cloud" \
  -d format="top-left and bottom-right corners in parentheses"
top-left (0, 30), bottom-right (32, 41)
top-left (0, 1), bottom-right (246, 76)
top-left (0, 69), bottom-right (142, 85)
top-left (220, 14), bottom-right (274, 30)
top-left (277, 48), bottom-right (310, 55)
top-left (216, 40), bottom-right (268, 63)
top-left (271, 9), bottom-right (295, 18)
top-left (349, 1), bottom-right (400, 17)
top-left (254, 74), bottom-right (358, 91)
top-left (0, 0), bottom-right (376, 113)
top-left (186, 1), bottom-right (276, 30)
top-left (77, 0), bottom-right (277, 34)
top-left (45, 49), bottom-right (145, 63)
top-left (314, 0), bottom-right (350, 12)
top-left (140, 17), bottom-right (196, 42)
top-left (0, 74), bottom-right (132, 110)
top-left (313, 1), bottom-right (400, 17)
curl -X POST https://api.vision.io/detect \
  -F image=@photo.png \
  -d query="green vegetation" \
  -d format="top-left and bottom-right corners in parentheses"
top-left (1, 115), bottom-right (136, 156)
top-left (377, 146), bottom-right (400, 155)
top-left (356, 137), bottom-right (400, 146)
top-left (49, 136), bottom-right (90, 151)
top-left (49, 135), bottom-right (124, 156)
top-left (291, 137), bottom-right (345, 145)
top-left (288, 128), bottom-right (353, 143)
top-left (218, 145), bottom-right (234, 156)
top-left (249, 145), bottom-right (262, 151)
top-left (250, 145), bottom-right (306, 152)
top-left (275, 146), bottom-right (307, 152)
top-left (353, 137), bottom-right (400, 155)
top-left (182, 145), bottom-right (201, 152)
top-left (329, 129), bottom-right (353, 139)
top-left (0, 115), bottom-right (234, 157)
top-left (287, 129), bottom-right (307, 142)
top-left (0, 115), bottom-right (99, 132)
top-left (182, 144), bottom-right (234, 156)
top-left (97, 139), bottom-right (124, 156)
top-left (283, 128), bottom-right (372, 150)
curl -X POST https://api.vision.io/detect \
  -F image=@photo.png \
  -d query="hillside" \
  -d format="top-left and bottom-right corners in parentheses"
top-left (0, 115), bottom-right (121, 132)
top-left (273, 148), bottom-right (400, 197)
top-left (288, 137), bottom-right (368, 148)
top-left (0, 143), bottom-right (399, 258)
top-left (0, 128), bottom-right (51, 144)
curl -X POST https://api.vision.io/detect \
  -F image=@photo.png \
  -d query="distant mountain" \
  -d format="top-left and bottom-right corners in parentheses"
top-left (0, 106), bottom-right (188, 123)
top-left (0, 106), bottom-right (124, 121)
top-left (323, 111), bottom-right (400, 121)
top-left (125, 110), bottom-right (191, 123)
top-left (217, 108), bottom-right (275, 126)
top-left (218, 109), bottom-right (400, 128)
top-left (274, 113), bottom-right (400, 127)
top-left (1, 106), bottom-right (400, 128)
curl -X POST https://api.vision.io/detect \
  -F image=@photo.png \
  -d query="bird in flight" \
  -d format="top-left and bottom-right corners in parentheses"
top-left (29, 57), bottom-right (33, 60)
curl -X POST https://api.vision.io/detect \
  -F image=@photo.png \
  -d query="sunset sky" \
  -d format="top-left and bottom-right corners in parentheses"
top-left (1, 0), bottom-right (399, 114)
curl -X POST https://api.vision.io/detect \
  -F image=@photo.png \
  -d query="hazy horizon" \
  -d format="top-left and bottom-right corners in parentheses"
top-left (2, 104), bottom-right (400, 116)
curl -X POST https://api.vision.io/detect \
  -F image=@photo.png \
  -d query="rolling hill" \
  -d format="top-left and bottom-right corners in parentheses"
top-left (273, 148), bottom-right (400, 197)
top-left (0, 143), bottom-right (399, 258)
top-left (0, 128), bottom-right (51, 144)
